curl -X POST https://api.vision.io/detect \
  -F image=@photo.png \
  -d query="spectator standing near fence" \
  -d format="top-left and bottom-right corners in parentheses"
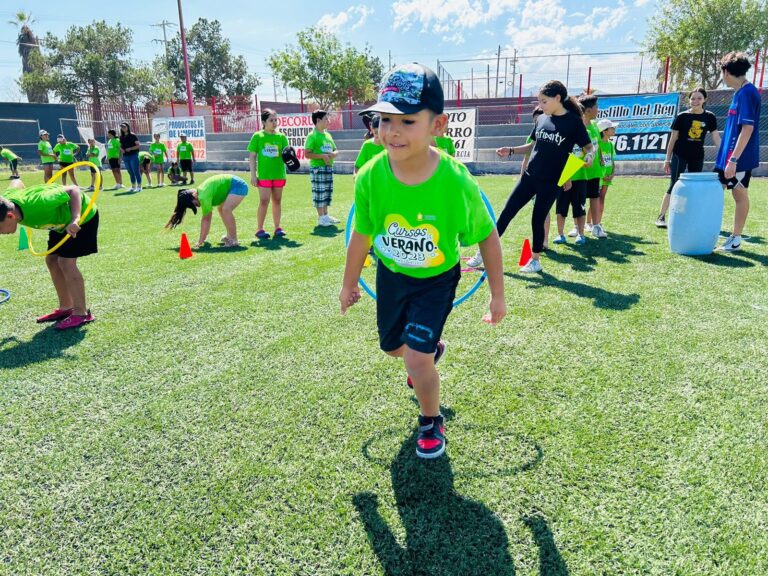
top-left (655, 88), bottom-right (720, 228)
top-left (119, 122), bottom-right (142, 192)
top-left (713, 52), bottom-right (761, 252)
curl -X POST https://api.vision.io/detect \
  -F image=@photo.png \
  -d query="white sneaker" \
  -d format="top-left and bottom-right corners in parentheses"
top-left (519, 258), bottom-right (542, 273)
top-left (716, 234), bottom-right (742, 252)
top-left (114, 184), bottom-right (124, 189)
top-left (553, 234), bottom-right (567, 244)
top-left (567, 227), bottom-right (579, 237)
top-left (83, 185), bottom-right (94, 192)
top-left (317, 215), bottom-right (333, 227)
top-left (584, 223), bottom-right (593, 233)
top-left (592, 224), bottom-right (607, 238)
top-left (157, 182), bottom-right (165, 187)
top-left (655, 216), bottom-right (667, 228)
top-left (136, 187), bottom-right (142, 192)
top-left (466, 250), bottom-right (484, 268)
top-left (575, 234), bottom-right (586, 245)
top-left (326, 214), bottom-right (340, 224)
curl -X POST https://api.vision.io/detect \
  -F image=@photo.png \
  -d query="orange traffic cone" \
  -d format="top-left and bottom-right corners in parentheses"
top-left (518, 238), bottom-right (532, 266)
top-left (179, 233), bottom-right (193, 259)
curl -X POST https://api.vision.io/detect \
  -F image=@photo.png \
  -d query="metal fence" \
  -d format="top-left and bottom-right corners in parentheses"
top-left (0, 118), bottom-right (41, 165)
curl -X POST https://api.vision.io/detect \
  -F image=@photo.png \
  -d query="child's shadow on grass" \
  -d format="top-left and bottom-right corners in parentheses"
top-left (691, 250), bottom-right (768, 268)
top-left (250, 238), bottom-right (304, 250)
top-left (353, 408), bottom-right (517, 576)
top-left (194, 244), bottom-right (248, 253)
top-left (0, 328), bottom-right (85, 370)
top-left (522, 512), bottom-right (571, 576)
top-left (547, 233), bottom-right (651, 271)
top-left (509, 271), bottom-right (640, 310)
top-left (310, 225), bottom-right (343, 238)
top-left (113, 189), bottom-right (142, 197)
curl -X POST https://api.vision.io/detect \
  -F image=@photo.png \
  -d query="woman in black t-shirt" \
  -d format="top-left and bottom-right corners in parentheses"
top-left (119, 122), bottom-right (142, 192)
top-left (656, 87), bottom-right (721, 227)
top-left (468, 81), bottom-right (592, 273)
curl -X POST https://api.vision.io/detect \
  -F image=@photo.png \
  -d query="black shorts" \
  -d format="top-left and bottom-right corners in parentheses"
top-left (180, 159), bottom-right (193, 171)
top-left (108, 158), bottom-right (120, 169)
top-left (141, 158), bottom-right (151, 168)
top-left (715, 168), bottom-right (752, 190)
top-left (556, 179), bottom-right (587, 218)
top-left (89, 167), bottom-right (99, 174)
top-left (376, 262), bottom-right (460, 354)
top-left (585, 178), bottom-right (601, 199)
top-left (48, 210), bottom-right (99, 258)
top-left (10, 159), bottom-right (18, 170)
top-left (59, 162), bottom-right (73, 169)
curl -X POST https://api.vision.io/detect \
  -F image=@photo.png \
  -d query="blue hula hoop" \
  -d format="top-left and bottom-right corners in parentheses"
top-left (0, 289), bottom-right (10, 304)
top-left (345, 189), bottom-right (497, 308)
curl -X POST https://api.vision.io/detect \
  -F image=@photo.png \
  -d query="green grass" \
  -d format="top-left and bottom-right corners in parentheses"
top-left (1, 169), bottom-right (767, 575)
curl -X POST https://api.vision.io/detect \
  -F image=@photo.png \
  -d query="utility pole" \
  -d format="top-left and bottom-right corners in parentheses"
top-left (151, 20), bottom-right (177, 61)
top-left (388, 50), bottom-right (392, 69)
top-left (494, 45), bottom-right (501, 98)
top-left (177, 0), bottom-right (194, 116)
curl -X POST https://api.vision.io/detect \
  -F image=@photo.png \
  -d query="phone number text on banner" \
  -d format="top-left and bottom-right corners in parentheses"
top-left (597, 94), bottom-right (679, 160)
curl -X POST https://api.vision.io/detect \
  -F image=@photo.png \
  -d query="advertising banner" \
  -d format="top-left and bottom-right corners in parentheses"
top-left (151, 116), bottom-right (207, 161)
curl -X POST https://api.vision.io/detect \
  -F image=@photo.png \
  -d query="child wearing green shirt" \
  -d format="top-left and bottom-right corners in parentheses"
top-left (139, 151), bottom-right (153, 188)
top-left (248, 108), bottom-right (290, 239)
top-left (354, 114), bottom-right (385, 176)
top-left (53, 135), bottom-right (80, 187)
top-left (105, 129), bottom-right (124, 190)
top-left (340, 63), bottom-right (506, 459)
top-left (149, 134), bottom-right (169, 187)
top-left (0, 146), bottom-right (20, 179)
top-left (165, 174), bottom-right (249, 248)
top-left (0, 179), bottom-right (99, 329)
top-left (84, 138), bottom-right (101, 192)
top-left (38, 130), bottom-right (56, 181)
top-left (304, 110), bottom-right (339, 227)
top-left (176, 134), bottom-right (195, 185)
top-left (596, 119), bottom-right (618, 236)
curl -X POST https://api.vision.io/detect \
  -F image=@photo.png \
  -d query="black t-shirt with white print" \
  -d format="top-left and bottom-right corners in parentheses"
top-left (526, 112), bottom-right (591, 185)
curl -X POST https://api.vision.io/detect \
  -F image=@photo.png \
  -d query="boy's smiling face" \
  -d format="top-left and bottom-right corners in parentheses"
top-left (378, 110), bottom-right (446, 162)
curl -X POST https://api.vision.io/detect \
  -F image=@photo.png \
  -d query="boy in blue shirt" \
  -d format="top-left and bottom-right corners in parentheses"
top-left (340, 64), bottom-right (506, 459)
top-left (714, 52), bottom-right (761, 252)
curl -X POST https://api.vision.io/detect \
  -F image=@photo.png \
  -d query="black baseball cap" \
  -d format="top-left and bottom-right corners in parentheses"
top-left (361, 63), bottom-right (444, 115)
top-left (281, 146), bottom-right (300, 172)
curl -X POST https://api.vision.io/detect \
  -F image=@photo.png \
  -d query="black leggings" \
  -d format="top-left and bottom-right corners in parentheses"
top-left (496, 172), bottom-right (561, 254)
top-left (666, 154), bottom-right (703, 194)
top-left (556, 179), bottom-right (587, 218)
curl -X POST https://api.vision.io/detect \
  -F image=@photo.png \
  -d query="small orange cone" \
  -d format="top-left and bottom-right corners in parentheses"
top-left (518, 238), bottom-right (532, 266)
top-left (179, 233), bottom-right (193, 259)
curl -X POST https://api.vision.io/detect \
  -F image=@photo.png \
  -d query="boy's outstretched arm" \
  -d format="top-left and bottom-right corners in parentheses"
top-left (340, 231), bottom-right (371, 314)
top-left (478, 229), bottom-right (506, 325)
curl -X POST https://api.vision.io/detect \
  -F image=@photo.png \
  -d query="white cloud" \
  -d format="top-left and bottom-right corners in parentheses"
top-left (634, 0), bottom-right (652, 5)
top-left (317, 5), bottom-right (374, 33)
top-left (391, 0), bottom-right (520, 34)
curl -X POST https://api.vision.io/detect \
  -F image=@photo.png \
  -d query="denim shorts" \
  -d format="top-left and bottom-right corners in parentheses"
top-left (229, 176), bottom-right (249, 196)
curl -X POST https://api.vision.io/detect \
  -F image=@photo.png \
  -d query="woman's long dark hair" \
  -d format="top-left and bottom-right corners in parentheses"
top-left (165, 189), bottom-right (197, 229)
top-left (540, 80), bottom-right (583, 118)
top-left (119, 122), bottom-right (132, 135)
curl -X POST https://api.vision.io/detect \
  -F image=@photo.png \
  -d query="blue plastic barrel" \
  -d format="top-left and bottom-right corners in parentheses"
top-left (668, 172), bottom-right (724, 255)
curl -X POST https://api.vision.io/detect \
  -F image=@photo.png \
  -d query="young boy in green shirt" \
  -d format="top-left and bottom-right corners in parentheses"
top-left (149, 134), bottom-right (169, 187)
top-left (353, 114), bottom-right (384, 176)
top-left (176, 134), bottom-right (195, 185)
top-left (105, 129), bottom-right (124, 190)
top-left (304, 110), bottom-right (339, 227)
top-left (596, 119), bottom-right (618, 235)
top-left (53, 135), bottom-right (80, 187)
top-left (0, 146), bottom-right (20, 179)
top-left (340, 63), bottom-right (506, 459)
top-left (0, 179), bottom-right (99, 329)
top-left (83, 138), bottom-right (101, 192)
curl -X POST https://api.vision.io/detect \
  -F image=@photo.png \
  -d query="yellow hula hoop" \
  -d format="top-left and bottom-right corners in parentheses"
top-left (26, 161), bottom-right (102, 257)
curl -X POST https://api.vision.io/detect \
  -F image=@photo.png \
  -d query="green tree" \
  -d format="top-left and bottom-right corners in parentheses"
top-left (269, 28), bottom-right (383, 110)
top-left (7, 11), bottom-right (49, 103)
top-left (645, 0), bottom-right (768, 89)
top-left (164, 18), bottom-right (260, 102)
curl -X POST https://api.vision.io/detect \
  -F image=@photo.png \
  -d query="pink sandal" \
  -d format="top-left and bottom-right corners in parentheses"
top-left (36, 308), bottom-right (73, 323)
top-left (54, 311), bottom-right (95, 330)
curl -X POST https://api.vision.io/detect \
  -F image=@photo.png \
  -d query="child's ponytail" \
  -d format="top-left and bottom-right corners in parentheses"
top-left (165, 189), bottom-right (197, 229)
top-left (540, 80), bottom-right (583, 119)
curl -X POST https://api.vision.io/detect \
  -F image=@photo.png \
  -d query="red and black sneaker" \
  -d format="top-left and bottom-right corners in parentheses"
top-left (406, 340), bottom-right (446, 389)
top-left (416, 414), bottom-right (446, 459)
top-left (36, 308), bottom-right (73, 323)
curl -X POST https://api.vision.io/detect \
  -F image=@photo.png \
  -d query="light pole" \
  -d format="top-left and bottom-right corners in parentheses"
top-left (177, 0), bottom-right (194, 116)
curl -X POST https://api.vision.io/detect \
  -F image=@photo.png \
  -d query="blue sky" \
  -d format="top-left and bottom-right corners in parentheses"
top-left (1, 0), bottom-right (657, 101)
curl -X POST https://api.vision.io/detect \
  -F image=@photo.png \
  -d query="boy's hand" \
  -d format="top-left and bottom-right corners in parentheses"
top-left (563, 180), bottom-right (572, 191)
top-left (482, 296), bottom-right (507, 325)
top-left (496, 147), bottom-right (511, 158)
top-left (66, 221), bottom-right (81, 237)
top-left (339, 285), bottom-right (361, 315)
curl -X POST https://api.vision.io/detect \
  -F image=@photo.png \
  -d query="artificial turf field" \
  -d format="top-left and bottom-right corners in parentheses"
top-left (1, 170), bottom-right (767, 575)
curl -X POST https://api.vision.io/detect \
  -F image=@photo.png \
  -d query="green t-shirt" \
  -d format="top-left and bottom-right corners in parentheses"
top-left (4, 184), bottom-right (97, 232)
top-left (87, 146), bottom-right (101, 166)
top-left (197, 174), bottom-right (235, 216)
top-left (177, 142), bottom-right (194, 161)
top-left (106, 137), bottom-right (121, 159)
top-left (53, 142), bottom-right (79, 163)
top-left (149, 142), bottom-right (167, 164)
top-left (354, 139), bottom-right (385, 170)
top-left (598, 139), bottom-right (615, 178)
top-left (139, 151), bottom-right (152, 164)
top-left (304, 130), bottom-right (336, 168)
top-left (434, 136), bottom-right (456, 157)
top-left (1, 149), bottom-right (19, 161)
top-left (247, 131), bottom-right (289, 180)
top-left (38, 140), bottom-right (55, 164)
top-left (572, 120), bottom-right (602, 181)
top-left (354, 153), bottom-right (494, 279)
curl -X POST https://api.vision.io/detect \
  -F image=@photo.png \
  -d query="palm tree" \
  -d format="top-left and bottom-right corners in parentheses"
top-left (8, 11), bottom-right (49, 103)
